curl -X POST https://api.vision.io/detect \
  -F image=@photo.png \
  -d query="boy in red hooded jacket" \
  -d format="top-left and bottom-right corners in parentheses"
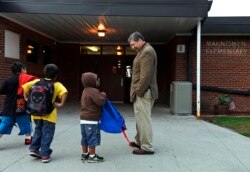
top-left (0, 62), bottom-right (36, 145)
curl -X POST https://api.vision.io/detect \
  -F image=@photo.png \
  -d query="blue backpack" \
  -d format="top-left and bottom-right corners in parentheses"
top-left (26, 78), bottom-right (54, 116)
top-left (100, 99), bottom-right (126, 133)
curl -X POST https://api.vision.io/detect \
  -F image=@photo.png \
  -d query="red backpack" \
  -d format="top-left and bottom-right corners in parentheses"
top-left (16, 74), bottom-right (36, 114)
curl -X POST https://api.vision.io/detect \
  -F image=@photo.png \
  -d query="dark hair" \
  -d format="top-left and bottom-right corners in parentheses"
top-left (11, 62), bottom-right (26, 74)
top-left (128, 32), bottom-right (145, 42)
top-left (43, 64), bottom-right (59, 79)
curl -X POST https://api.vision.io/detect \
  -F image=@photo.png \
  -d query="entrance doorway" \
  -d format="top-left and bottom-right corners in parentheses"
top-left (78, 44), bottom-right (169, 104)
top-left (98, 55), bottom-right (124, 102)
top-left (79, 55), bottom-right (129, 102)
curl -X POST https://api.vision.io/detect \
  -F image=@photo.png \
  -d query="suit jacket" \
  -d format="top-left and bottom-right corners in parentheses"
top-left (130, 43), bottom-right (158, 102)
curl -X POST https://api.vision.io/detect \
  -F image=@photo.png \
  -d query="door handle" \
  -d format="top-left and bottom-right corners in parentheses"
top-left (121, 78), bottom-right (123, 87)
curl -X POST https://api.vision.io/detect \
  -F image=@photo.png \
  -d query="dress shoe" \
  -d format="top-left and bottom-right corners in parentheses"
top-left (129, 142), bottom-right (141, 149)
top-left (132, 149), bottom-right (154, 155)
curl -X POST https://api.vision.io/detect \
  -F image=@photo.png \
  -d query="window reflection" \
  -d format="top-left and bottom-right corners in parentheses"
top-left (80, 46), bottom-right (101, 55)
top-left (80, 45), bottom-right (136, 55)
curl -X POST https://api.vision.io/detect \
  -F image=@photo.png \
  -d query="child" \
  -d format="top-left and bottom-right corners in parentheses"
top-left (22, 64), bottom-right (68, 163)
top-left (80, 72), bottom-right (106, 163)
top-left (0, 62), bottom-right (36, 145)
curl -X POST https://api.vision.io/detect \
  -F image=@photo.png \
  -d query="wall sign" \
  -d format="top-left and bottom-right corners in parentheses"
top-left (177, 44), bottom-right (185, 53)
top-left (205, 41), bottom-right (247, 55)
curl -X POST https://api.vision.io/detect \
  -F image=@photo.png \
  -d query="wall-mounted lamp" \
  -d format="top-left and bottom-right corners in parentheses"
top-left (27, 50), bottom-right (32, 54)
top-left (97, 24), bottom-right (106, 37)
top-left (27, 45), bottom-right (34, 54)
top-left (116, 45), bottom-right (123, 55)
top-left (117, 51), bottom-right (122, 56)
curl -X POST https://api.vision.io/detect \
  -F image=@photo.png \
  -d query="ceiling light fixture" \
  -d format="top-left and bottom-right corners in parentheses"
top-left (97, 23), bottom-right (106, 37)
top-left (98, 30), bottom-right (105, 37)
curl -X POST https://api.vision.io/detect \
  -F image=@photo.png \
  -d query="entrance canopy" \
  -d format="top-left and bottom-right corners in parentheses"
top-left (0, 0), bottom-right (212, 43)
top-left (202, 17), bottom-right (250, 35)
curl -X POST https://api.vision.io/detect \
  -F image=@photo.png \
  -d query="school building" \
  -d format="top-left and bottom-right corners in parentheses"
top-left (0, 0), bottom-right (250, 116)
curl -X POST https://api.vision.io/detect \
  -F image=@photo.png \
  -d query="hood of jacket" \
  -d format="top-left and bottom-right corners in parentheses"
top-left (81, 72), bottom-right (97, 88)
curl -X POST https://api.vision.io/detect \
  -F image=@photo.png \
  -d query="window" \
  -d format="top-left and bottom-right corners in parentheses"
top-left (26, 39), bottom-right (39, 63)
top-left (4, 30), bottom-right (20, 59)
top-left (125, 46), bottom-right (137, 55)
top-left (80, 46), bottom-right (101, 55)
top-left (80, 45), bottom-right (136, 55)
top-left (42, 46), bottom-right (52, 65)
top-left (102, 46), bottom-right (117, 55)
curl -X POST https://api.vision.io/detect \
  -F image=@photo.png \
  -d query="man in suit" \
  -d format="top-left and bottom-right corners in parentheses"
top-left (128, 32), bottom-right (158, 155)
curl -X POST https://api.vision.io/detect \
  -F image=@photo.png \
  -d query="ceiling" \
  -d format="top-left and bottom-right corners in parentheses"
top-left (0, 0), bottom-right (212, 44)
top-left (1, 13), bottom-right (202, 44)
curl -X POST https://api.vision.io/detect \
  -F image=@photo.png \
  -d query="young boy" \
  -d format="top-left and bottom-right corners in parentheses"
top-left (0, 62), bottom-right (36, 145)
top-left (22, 64), bottom-right (68, 163)
top-left (80, 72), bottom-right (106, 163)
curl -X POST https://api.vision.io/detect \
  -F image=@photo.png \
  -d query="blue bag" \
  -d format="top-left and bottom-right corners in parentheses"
top-left (100, 99), bottom-right (126, 133)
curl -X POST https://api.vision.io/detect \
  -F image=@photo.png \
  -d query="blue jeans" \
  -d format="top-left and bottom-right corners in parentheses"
top-left (81, 124), bottom-right (101, 147)
top-left (0, 114), bottom-right (31, 135)
top-left (29, 119), bottom-right (55, 157)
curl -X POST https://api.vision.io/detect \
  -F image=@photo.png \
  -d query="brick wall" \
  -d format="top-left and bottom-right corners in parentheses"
top-left (169, 36), bottom-right (250, 114)
top-left (167, 36), bottom-right (191, 81)
top-left (56, 43), bottom-right (80, 101)
top-left (191, 36), bottom-right (250, 114)
top-left (2, 15), bottom-right (250, 114)
top-left (0, 16), bottom-right (55, 109)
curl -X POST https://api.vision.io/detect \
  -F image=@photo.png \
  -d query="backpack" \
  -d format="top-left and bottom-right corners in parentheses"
top-left (100, 99), bottom-right (126, 133)
top-left (26, 78), bottom-right (54, 116)
top-left (16, 74), bottom-right (36, 115)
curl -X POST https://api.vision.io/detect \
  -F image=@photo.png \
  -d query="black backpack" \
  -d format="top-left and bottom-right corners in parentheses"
top-left (26, 78), bottom-right (54, 116)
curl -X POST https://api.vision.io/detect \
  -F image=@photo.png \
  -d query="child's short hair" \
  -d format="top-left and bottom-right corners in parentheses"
top-left (11, 62), bottom-right (26, 74)
top-left (43, 64), bottom-right (59, 79)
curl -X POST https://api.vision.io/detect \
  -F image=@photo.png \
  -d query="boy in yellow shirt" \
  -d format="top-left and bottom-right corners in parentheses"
top-left (22, 64), bottom-right (68, 163)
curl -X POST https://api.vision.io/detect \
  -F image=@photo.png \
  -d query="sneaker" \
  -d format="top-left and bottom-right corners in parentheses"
top-left (29, 150), bottom-right (41, 158)
top-left (42, 156), bottom-right (51, 163)
top-left (25, 138), bottom-right (32, 145)
top-left (81, 153), bottom-right (89, 162)
top-left (88, 154), bottom-right (104, 163)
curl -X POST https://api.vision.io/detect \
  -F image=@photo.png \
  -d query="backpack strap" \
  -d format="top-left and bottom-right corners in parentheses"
top-left (41, 78), bottom-right (54, 84)
top-left (17, 74), bottom-right (36, 95)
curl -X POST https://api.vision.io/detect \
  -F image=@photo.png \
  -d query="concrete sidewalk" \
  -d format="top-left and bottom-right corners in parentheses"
top-left (1, 102), bottom-right (250, 172)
